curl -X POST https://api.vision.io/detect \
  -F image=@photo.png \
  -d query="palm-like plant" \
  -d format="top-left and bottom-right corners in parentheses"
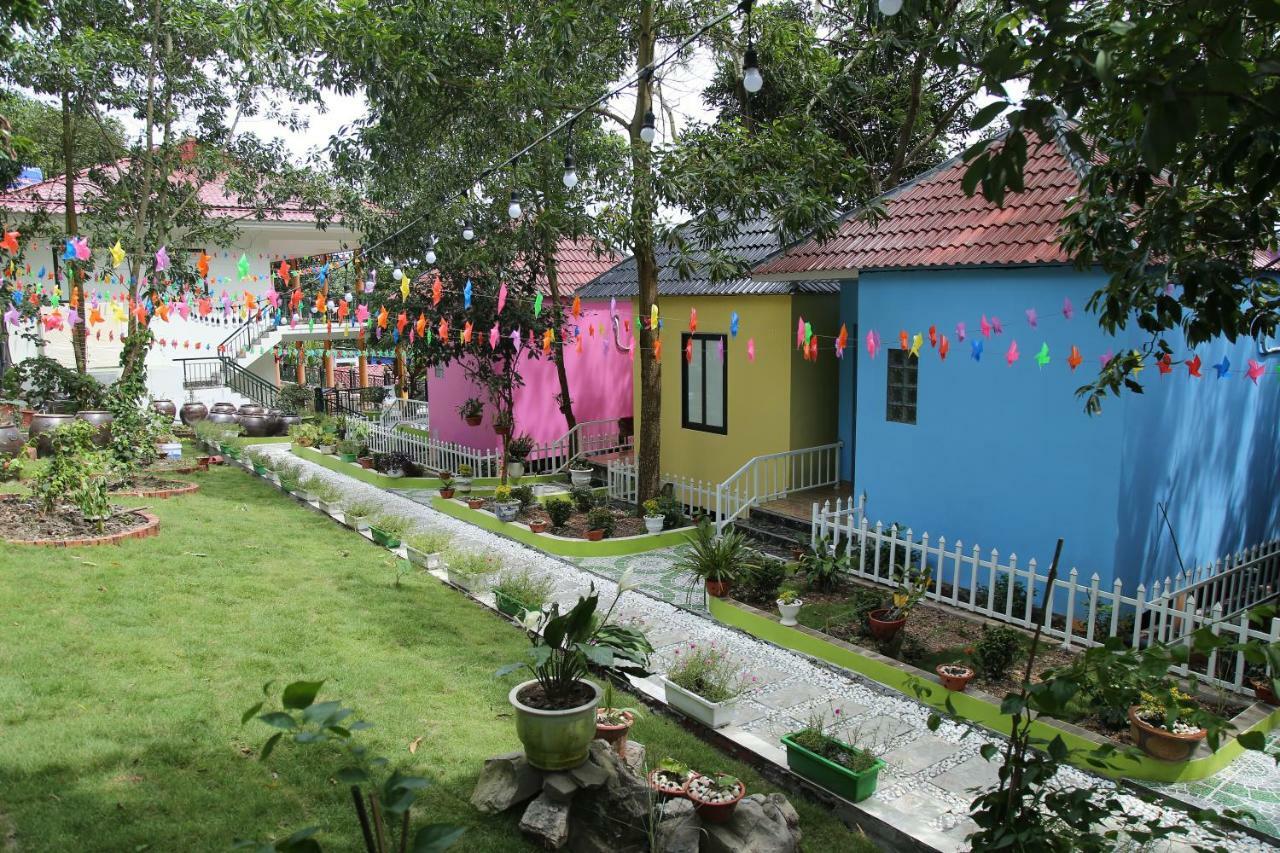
top-left (673, 519), bottom-right (758, 584)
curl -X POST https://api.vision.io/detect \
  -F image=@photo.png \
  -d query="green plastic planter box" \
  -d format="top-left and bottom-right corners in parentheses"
top-left (339, 453), bottom-right (358, 463)
top-left (781, 733), bottom-right (884, 803)
top-left (494, 589), bottom-right (531, 619)
top-left (252, 463), bottom-right (266, 476)
top-left (369, 527), bottom-right (402, 549)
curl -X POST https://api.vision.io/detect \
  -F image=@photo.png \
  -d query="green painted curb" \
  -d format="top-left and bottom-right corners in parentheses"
top-left (430, 495), bottom-right (690, 557)
top-left (707, 596), bottom-right (1280, 783)
top-left (291, 446), bottom-right (562, 490)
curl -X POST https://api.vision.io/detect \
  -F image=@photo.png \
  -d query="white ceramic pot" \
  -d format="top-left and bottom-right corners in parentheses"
top-left (446, 566), bottom-right (489, 591)
top-left (406, 546), bottom-right (442, 570)
top-left (661, 677), bottom-right (737, 729)
top-left (295, 491), bottom-right (316, 503)
top-left (777, 600), bottom-right (803, 627)
top-left (318, 499), bottom-right (341, 517)
top-left (495, 501), bottom-right (520, 522)
top-left (385, 468), bottom-right (405, 479)
top-left (455, 477), bottom-right (473, 494)
top-left (507, 461), bottom-right (525, 480)
top-left (317, 444), bottom-right (335, 455)
top-left (570, 468), bottom-right (592, 488)
top-left (644, 515), bottom-right (664, 535)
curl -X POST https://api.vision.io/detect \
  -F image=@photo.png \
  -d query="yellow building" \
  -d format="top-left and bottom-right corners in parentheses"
top-left (578, 218), bottom-right (841, 490)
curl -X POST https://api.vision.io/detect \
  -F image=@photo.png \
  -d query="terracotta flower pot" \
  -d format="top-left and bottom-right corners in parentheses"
top-left (439, 487), bottom-right (455, 499)
top-left (647, 769), bottom-right (689, 799)
top-left (936, 664), bottom-right (976, 692)
top-left (494, 425), bottom-right (510, 436)
top-left (19, 408), bottom-right (34, 428)
top-left (358, 457), bottom-right (374, 469)
top-left (529, 521), bottom-right (548, 534)
top-left (867, 608), bottom-right (906, 641)
top-left (585, 529), bottom-right (605, 542)
top-left (1127, 706), bottom-right (1206, 762)
top-left (467, 498), bottom-right (485, 510)
top-left (686, 774), bottom-right (745, 824)
top-left (464, 415), bottom-right (482, 426)
top-left (594, 710), bottom-right (634, 757)
top-left (1253, 678), bottom-right (1279, 705)
top-left (704, 578), bottom-right (731, 598)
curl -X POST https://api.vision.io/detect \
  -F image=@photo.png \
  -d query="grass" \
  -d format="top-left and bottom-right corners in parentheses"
top-left (0, 461), bottom-right (876, 852)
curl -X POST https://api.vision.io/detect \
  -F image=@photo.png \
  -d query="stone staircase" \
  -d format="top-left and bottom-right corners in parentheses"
top-left (733, 505), bottom-right (811, 560)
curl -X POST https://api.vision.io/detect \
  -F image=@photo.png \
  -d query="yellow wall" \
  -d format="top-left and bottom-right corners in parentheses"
top-left (789, 293), bottom-right (841, 451)
top-left (628, 292), bottom-right (840, 487)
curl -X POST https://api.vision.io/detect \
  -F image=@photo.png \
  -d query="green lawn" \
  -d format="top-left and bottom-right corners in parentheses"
top-left (0, 462), bottom-right (874, 851)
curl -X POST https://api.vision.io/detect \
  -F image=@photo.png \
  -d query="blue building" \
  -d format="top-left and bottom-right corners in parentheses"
top-left (752, 136), bottom-right (1280, 588)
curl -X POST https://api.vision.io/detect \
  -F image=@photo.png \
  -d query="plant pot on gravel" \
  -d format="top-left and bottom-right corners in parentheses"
top-left (686, 773), bottom-right (745, 824)
top-left (497, 586), bottom-right (653, 771)
top-left (936, 663), bottom-right (976, 692)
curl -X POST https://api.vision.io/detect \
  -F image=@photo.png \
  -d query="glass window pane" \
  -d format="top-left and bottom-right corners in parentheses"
top-left (686, 338), bottom-right (703, 425)
top-left (704, 340), bottom-right (724, 428)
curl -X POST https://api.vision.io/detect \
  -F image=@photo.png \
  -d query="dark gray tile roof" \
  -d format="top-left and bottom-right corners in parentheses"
top-left (577, 215), bottom-right (842, 298)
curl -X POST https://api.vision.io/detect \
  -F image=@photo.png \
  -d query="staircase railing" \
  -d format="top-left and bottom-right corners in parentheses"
top-left (714, 442), bottom-right (842, 533)
top-left (522, 418), bottom-right (633, 475)
top-left (177, 357), bottom-right (225, 390)
top-left (381, 398), bottom-right (429, 430)
top-left (219, 358), bottom-right (280, 408)
top-left (318, 386), bottom-right (389, 419)
top-left (219, 309), bottom-right (276, 358)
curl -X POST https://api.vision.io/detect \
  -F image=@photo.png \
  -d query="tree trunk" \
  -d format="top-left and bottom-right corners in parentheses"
top-left (61, 88), bottom-right (86, 374)
top-left (542, 242), bottom-right (577, 431)
top-left (632, 0), bottom-right (660, 506)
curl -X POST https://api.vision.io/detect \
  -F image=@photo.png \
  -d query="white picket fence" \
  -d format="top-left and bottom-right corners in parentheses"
top-left (813, 505), bottom-right (1280, 695)
top-left (523, 418), bottom-right (633, 475)
top-left (380, 398), bottom-right (429, 431)
top-left (363, 421), bottom-right (500, 478)
top-left (607, 460), bottom-right (718, 516)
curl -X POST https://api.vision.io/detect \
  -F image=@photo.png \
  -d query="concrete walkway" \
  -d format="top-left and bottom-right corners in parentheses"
top-left (263, 447), bottom-right (1275, 852)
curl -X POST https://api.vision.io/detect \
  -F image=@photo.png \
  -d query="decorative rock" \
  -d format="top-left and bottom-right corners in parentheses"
top-left (520, 792), bottom-right (572, 850)
top-left (702, 793), bottom-right (801, 853)
top-left (471, 751), bottom-right (542, 814)
top-left (655, 797), bottom-right (701, 853)
top-left (568, 748), bottom-right (610, 789)
top-left (568, 740), bottom-right (651, 853)
top-left (620, 740), bottom-right (646, 775)
top-left (543, 771), bottom-right (579, 803)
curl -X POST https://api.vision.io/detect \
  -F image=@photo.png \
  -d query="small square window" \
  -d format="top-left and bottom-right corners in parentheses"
top-left (886, 348), bottom-right (918, 424)
top-left (434, 365), bottom-right (445, 379)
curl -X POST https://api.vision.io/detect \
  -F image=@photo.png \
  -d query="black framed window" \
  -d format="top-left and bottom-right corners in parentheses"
top-left (886, 348), bottom-right (918, 424)
top-left (681, 333), bottom-right (727, 434)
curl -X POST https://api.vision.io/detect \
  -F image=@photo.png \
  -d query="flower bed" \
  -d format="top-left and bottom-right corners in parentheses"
top-left (1, 495), bottom-right (159, 547)
top-left (110, 476), bottom-right (200, 499)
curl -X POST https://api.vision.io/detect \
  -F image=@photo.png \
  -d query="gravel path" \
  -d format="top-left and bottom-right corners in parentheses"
top-left (257, 444), bottom-right (1277, 852)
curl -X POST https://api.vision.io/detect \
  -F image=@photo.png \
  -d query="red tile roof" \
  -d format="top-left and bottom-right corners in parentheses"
top-left (754, 134), bottom-right (1083, 276)
top-left (0, 159), bottom-right (327, 224)
top-left (543, 236), bottom-right (621, 292)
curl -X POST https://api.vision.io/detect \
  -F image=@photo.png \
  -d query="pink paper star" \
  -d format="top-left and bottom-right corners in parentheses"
top-left (1025, 308), bottom-right (1038, 328)
top-left (1247, 359), bottom-right (1265, 384)
top-left (155, 246), bottom-right (170, 271)
top-left (1063, 297), bottom-right (1074, 320)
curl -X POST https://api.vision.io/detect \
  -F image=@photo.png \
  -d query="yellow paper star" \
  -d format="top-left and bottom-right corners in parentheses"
top-left (910, 333), bottom-right (923, 358)
top-left (400, 273), bottom-right (410, 300)
top-left (109, 240), bottom-right (125, 268)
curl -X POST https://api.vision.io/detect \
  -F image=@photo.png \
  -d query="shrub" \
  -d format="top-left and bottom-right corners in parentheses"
top-left (511, 484), bottom-right (535, 507)
top-left (656, 494), bottom-right (685, 529)
top-left (457, 463), bottom-right (473, 477)
top-left (289, 423), bottom-right (320, 447)
top-left (586, 506), bottom-right (616, 537)
top-left (569, 485), bottom-right (596, 513)
top-left (31, 419), bottom-right (112, 522)
top-left (493, 568), bottom-right (553, 610)
top-left (739, 559), bottom-right (790, 602)
top-left (991, 575), bottom-right (1029, 616)
top-left (506, 433), bottom-right (534, 462)
top-left (546, 498), bottom-right (573, 528)
top-left (335, 438), bottom-right (361, 456)
top-left (277, 382), bottom-right (311, 414)
top-left (494, 485), bottom-right (513, 503)
top-left (642, 498), bottom-right (660, 517)
top-left (973, 625), bottom-right (1022, 678)
top-left (800, 537), bottom-right (846, 592)
top-left (0, 454), bottom-right (23, 482)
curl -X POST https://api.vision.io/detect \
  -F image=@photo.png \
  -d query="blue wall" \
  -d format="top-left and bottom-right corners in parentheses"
top-left (843, 266), bottom-right (1280, 588)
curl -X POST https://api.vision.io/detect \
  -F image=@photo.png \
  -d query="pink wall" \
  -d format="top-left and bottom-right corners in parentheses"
top-left (425, 300), bottom-right (633, 449)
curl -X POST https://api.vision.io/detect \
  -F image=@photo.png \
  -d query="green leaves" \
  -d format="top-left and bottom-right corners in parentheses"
top-left (411, 824), bottom-right (467, 853)
top-left (282, 680), bottom-right (326, 710)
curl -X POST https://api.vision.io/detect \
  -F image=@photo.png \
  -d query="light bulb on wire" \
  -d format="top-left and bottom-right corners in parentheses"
top-left (562, 153), bottom-right (578, 190)
top-left (462, 221), bottom-right (474, 241)
top-left (424, 236), bottom-right (437, 266)
top-left (878, 0), bottom-right (902, 14)
top-left (508, 191), bottom-right (523, 220)
top-left (640, 110), bottom-right (656, 144)
top-left (392, 267), bottom-right (402, 280)
top-left (742, 46), bottom-right (763, 93)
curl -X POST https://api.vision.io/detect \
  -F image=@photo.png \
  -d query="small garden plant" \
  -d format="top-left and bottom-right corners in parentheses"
top-left (406, 531), bottom-right (451, 554)
top-left (545, 498), bottom-right (573, 528)
top-left (510, 484), bottom-right (535, 507)
top-left (493, 485), bottom-right (513, 503)
top-left (666, 642), bottom-right (750, 704)
top-left (458, 398), bottom-right (483, 420)
top-left (586, 505), bottom-right (615, 537)
top-left (790, 706), bottom-right (879, 773)
top-left (492, 569), bottom-right (554, 612)
top-left (446, 549), bottom-right (500, 581)
top-left (343, 498), bottom-right (380, 521)
top-left (371, 513), bottom-right (414, 539)
top-left (973, 624), bottom-right (1022, 679)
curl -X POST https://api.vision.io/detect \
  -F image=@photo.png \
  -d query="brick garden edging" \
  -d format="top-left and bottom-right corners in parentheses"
top-left (111, 481), bottom-right (200, 499)
top-left (2, 504), bottom-right (160, 548)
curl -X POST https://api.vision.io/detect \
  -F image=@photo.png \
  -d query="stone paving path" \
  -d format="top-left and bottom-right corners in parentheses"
top-left (1154, 729), bottom-right (1280, 839)
top-left (266, 448), bottom-right (1275, 852)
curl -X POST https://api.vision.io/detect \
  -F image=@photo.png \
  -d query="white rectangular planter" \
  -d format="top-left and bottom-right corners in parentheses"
top-left (446, 567), bottom-right (490, 592)
top-left (405, 546), bottom-right (442, 570)
top-left (661, 677), bottom-right (737, 729)
top-left (348, 515), bottom-right (371, 531)
top-left (318, 500), bottom-right (342, 517)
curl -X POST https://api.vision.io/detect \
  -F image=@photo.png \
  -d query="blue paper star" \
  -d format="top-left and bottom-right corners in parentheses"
top-left (1214, 356), bottom-right (1231, 378)
top-left (730, 311), bottom-right (740, 337)
top-left (971, 339), bottom-right (983, 362)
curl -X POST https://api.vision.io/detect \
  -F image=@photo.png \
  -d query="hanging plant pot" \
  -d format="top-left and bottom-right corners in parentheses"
top-left (494, 425), bottom-right (511, 436)
top-left (464, 415), bottom-right (482, 427)
top-left (867, 608), bottom-right (906, 641)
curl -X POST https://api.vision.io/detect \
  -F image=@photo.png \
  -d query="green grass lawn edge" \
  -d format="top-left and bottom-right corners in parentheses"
top-left (707, 596), bottom-right (1280, 784)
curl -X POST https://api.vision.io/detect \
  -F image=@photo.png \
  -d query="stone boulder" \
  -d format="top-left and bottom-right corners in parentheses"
top-left (568, 740), bottom-right (652, 853)
top-left (520, 791), bottom-right (572, 849)
top-left (702, 793), bottom-right (802, 853)
top-left (471, 750), bottom-right (542, 814)
top-left (655, 797), bottom-right (701, 853)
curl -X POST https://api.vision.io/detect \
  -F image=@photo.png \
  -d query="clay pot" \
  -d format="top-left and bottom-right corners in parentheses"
top-left (704, 579), bottom-right (731, 598)
top-left (585, 529), bottom-right (605, 542)
top-left (868, 608), bottom-right (907, 641)
top-left (358, 456), bottom-right (374, 469)
top-left (439, 487), bottom-right (455, 499)
top-left (1128, 706), bottom-right (1206, 762)
top-left (150, 399), bottom-right (178, 421)
top-left (647, 770), bottom-right (689, 799)
top-left (0, 400), bottom-right (17, 425)
top-left (594, 710), bottom-right (634, 757)
top-left (75, 410), bottom-right (115, 447)
top-left (179, 401), bottom-right (209, 426)
top-left (211, 402), bottom-right (238, 414)
top-left (936, 664), bottom-right (976, 692)
top-left (0, 422), bottom-right (23, 455)
top-left (238, 404), bottom-right (265, 418)
top-left (238, 413), bottom-right (273, 437)
top-left (19, 409), bottom-right (34, 428)
top-left (29, 412), bottom-right (76, 456)
top-left (278, 413), bottom-right (302, 435)
top-left (686, 775), bottom-right (746, 824)
top-left (467, 498), bottom-right (485, 510)
top-left (464, 415), bottom-right (482, 427)
top-left (205, 411), bottom-right (238, 425)
top-left (1252, 678), bottom-right (1278, 705)
top-left (529, 521), bottom-right (549, 534)
top-left (264, 409), bottom-right (284, 436)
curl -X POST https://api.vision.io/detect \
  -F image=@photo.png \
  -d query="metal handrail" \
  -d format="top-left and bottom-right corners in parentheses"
top-left (219, 357), bottom-right (280, 408)
top-left (319, 386), bottom-right (389, 419)
top-left (219, 309), bottom-right (277, 358)
top-left (715, 441), bottom-right (843, 532)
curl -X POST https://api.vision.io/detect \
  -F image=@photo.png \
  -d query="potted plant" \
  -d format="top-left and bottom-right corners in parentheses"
top-left (1251, 670), bottom-right (1279, 705)
top-left (642, 498), bottom-right (664, 535)
top-left (936, 663), bottom-right (976, 692)
top-left (458, 397), bottom-right (484, 426)
top-left (156, 431), bottom-right (182, 460)
top-left (492, 568), bottom-right (553, 619)
top-left (672, 519), bottom-right (756, 599)
top-left (405, 532), bottom-right (449, 570)
top-left (496, 581), bottom-right (653, 771)
top-left (685, 773), bottom-right (745, 824)
top-left (246, 449), bottom-right (270, 476)
top-left (336, 438), bottom-right (361, 463)
top-left (782, 708), bottom-right (885, 803)
top-left (1128, 687), bottom-right (1207, 762)
top-left (868, 564), bottom-right (932, 641)
top-left (594, 682), bottom-right (640, 757)
top-left (506, 433), bottom-right (534, 479)
top-left (467, 495), bottom-right (486, 510)
top-left (316, 433), bottom-right (338, 455)
top-left (358, 454), bottom-right (375, 469)
top-left (585, 506), bottom-right (615, 541)
top-left (444, 550), bottom-right (498, 592)
top-left (277, 463), bottom-right (304, 495)
top-left (312, 481), bottom-right (344, 517)
top-left (382, 451), bottom-right (410, 479)
top-left (370, 513), bottom-right (413, 549)
top-left (647, 758), bottom-right (692, 799)
top-left (776, 588), bottom-right (804, 626)
top-left (289, 423), bottom-right (319, 448)
top-left (492, 409), bottom-right (513, 436)
top-left (344, 498), bottom-right (378, 532)
top-left (295, 474), bottom-right (325, 503)
top-left (568, 456), bottom-right (593, 488)
top-left (454, 463), bottom-right (474, 495)
top-left (661, 642), bottom-right (747, 729)
top-left (438, 472), bottom-right (456, 499)
top-left (529, 519), bottom-right (549, 534)
top-left (493, 485), bottom-right (520, 522)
